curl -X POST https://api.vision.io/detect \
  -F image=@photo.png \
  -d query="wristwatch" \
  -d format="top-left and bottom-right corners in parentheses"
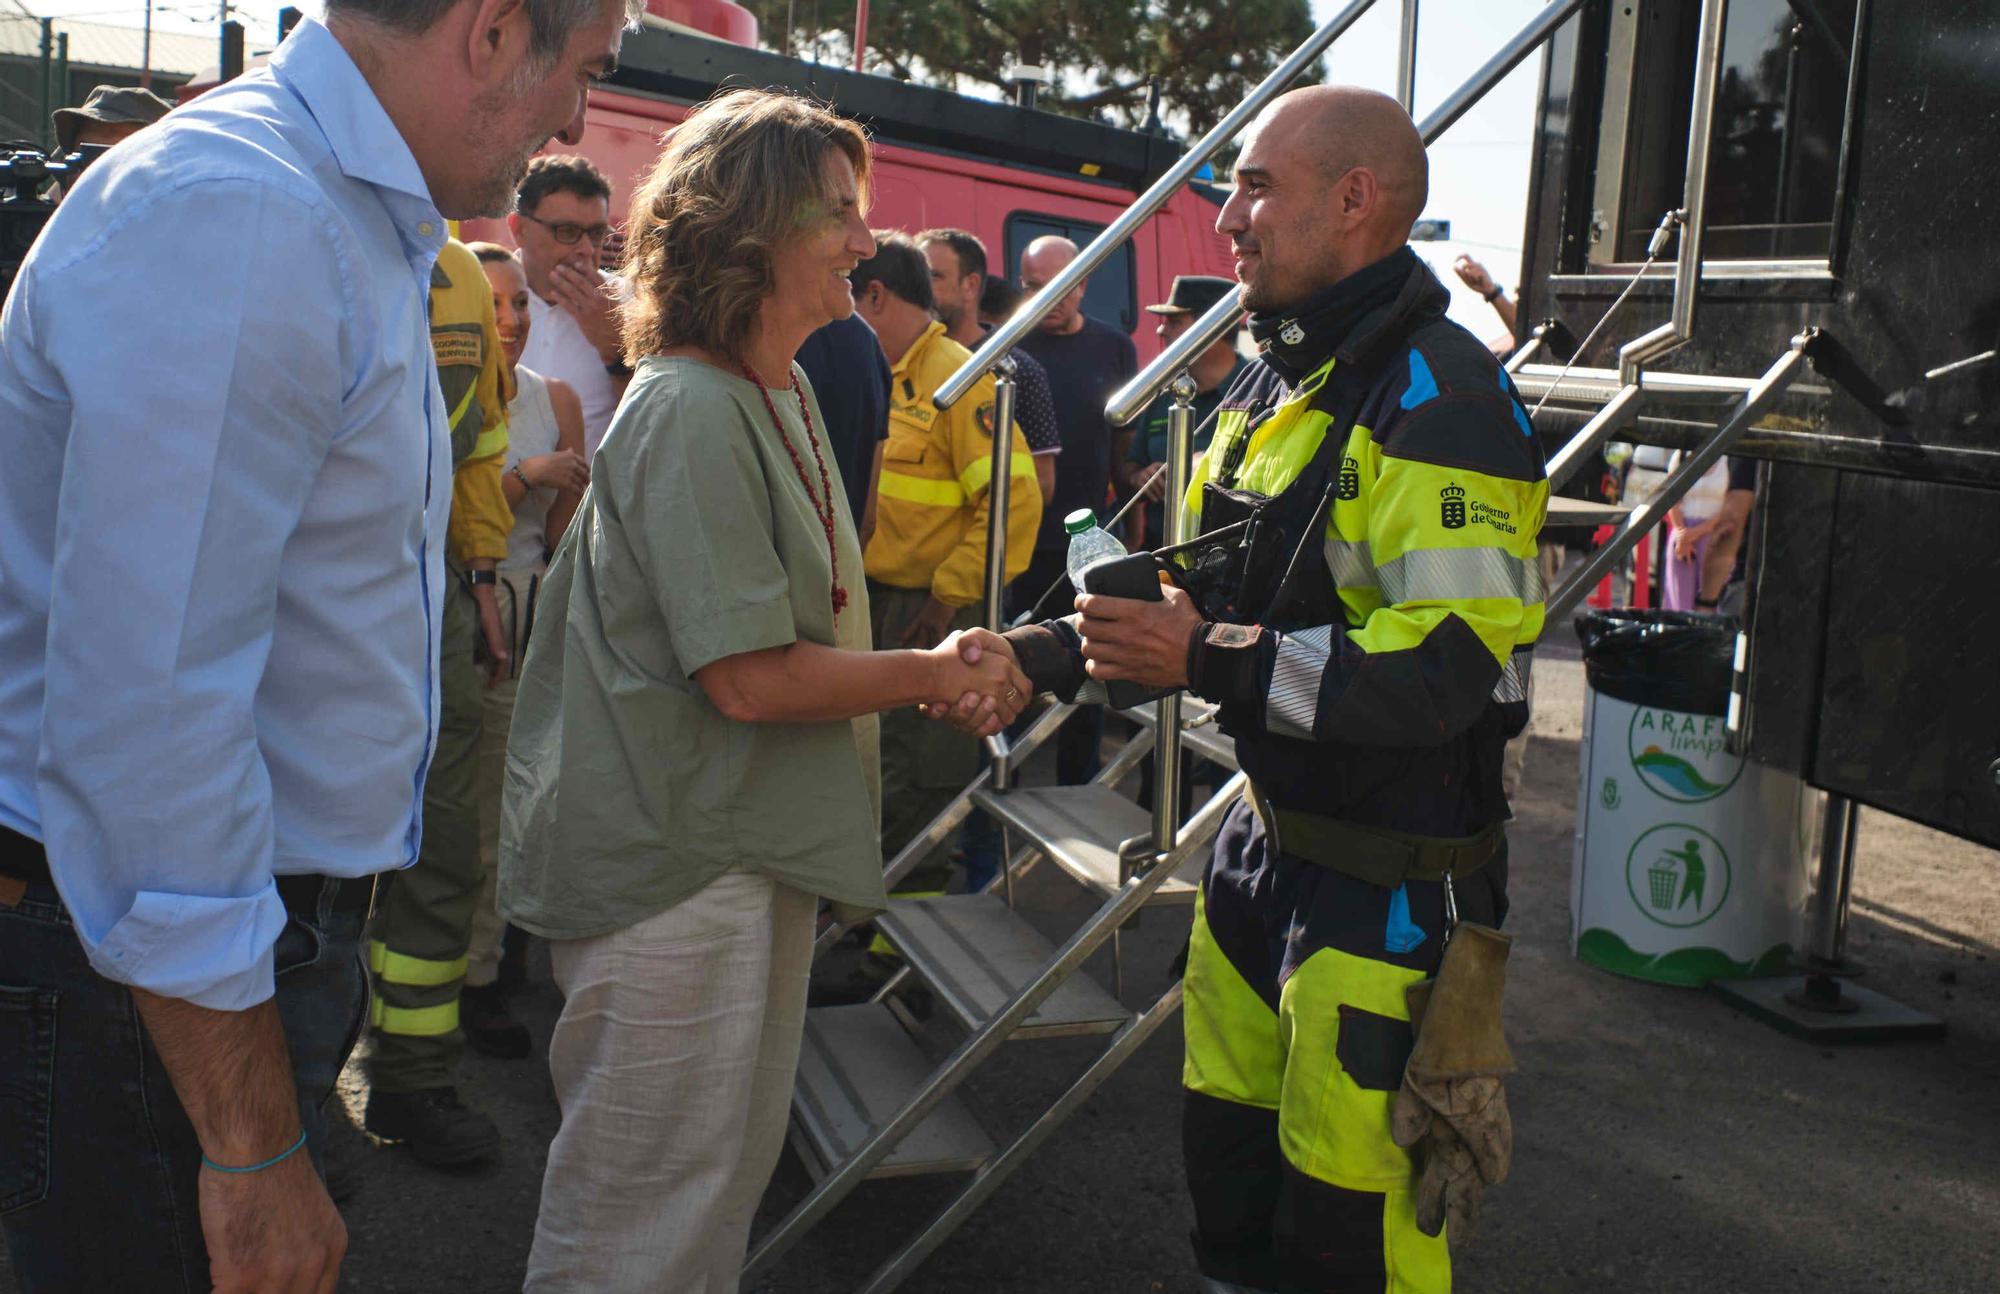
top-left (1483, 284), bottom-right (1505, 302)
top-left (468, 570), bottom-right (498, 587)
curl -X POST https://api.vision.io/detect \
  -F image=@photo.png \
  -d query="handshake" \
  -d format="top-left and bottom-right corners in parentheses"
top-left (910, 580), bottom-right (1207, 736)
top-left (917, 629), bottom-right (1030, 737)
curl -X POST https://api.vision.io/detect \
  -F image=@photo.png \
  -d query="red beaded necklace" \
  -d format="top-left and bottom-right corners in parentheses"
top-left (739, 360), bottom-right (848, 618)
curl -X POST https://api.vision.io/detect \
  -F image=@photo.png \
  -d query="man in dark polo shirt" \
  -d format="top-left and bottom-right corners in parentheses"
top-left (1116, 274), bottom-right (1246, 551)
top-left (1015, 235), bottom-right (1138, 783)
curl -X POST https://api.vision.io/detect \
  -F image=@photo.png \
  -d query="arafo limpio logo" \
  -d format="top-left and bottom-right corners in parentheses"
top-left (1627, 705), bottom-right (1743, 803)
top-left (1625, 823), bottom-right (1731, 928)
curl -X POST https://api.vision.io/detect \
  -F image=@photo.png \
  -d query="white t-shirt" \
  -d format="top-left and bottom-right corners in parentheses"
top-left (500, 366), bottom-right (562, 574)
top-left (521, 285), bottom-right (622, 460)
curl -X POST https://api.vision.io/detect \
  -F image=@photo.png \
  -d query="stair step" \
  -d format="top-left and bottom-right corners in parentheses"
top-left (1117, 696), bottom-right (1238, 770)
top-left (1545, 495), bottom-right (1634, 529)
top-left (875, 895), bottom-right (1131, 1039)
top-left (969, 783), bottom-right (1197, 905)
top-left (790, 1004), bottom-right (995, 1180)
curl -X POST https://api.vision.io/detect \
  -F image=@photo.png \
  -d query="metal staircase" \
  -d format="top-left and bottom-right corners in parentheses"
top-left (748, 1), bottom-right (1832, 1289)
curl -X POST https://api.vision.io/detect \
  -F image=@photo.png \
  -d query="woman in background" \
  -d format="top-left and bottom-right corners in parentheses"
top-left (456, 243), bottom-right (589, 1060)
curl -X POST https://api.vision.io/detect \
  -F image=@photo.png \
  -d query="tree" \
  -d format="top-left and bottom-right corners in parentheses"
top-left (743, 0), bottom-right (1316, 137)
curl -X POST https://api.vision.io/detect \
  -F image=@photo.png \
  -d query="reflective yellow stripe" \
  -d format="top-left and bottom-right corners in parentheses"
top-left (956, 451), bottom-right (1037, 496)
top-left (877, 470), bottom-right (965, 507)
top-left (368, 939), bottom-right (468, 987)
top-left (370, 997), bottom-right (460, 1037)
top-left (470, 416), bottom-right (508, 462)
top-left (448, 378), bottom-right (479, 438)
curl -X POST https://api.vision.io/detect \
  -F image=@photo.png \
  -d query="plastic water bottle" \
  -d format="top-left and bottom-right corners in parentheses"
top-left (1064, 508), bottom-right (1126, 591)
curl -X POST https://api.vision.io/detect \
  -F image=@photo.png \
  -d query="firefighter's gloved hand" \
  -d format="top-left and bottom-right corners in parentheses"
top-left (1391, 922), bottom-right (1516, 1242)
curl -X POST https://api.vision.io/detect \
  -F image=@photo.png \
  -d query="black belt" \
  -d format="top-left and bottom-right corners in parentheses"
top-left (1244, 784), bottom-right (1503, 889)
top-left (1, 824), bottom-right (375, 919)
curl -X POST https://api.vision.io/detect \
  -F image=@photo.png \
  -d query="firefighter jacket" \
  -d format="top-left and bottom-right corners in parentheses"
top-left (430, 239), bottom-right (513, 566)
top-left (1177, 248), bottom-right (1548, 837)
top-left (863, 321), bottom-right (1041, 607)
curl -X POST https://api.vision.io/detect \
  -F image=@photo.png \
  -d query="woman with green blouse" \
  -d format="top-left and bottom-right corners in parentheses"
top-left (499, 89), bottom-right (1030, 1292)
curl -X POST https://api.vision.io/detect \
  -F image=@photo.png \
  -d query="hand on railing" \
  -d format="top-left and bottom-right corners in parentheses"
top-left (919, 630), bottom-right (1032, 737)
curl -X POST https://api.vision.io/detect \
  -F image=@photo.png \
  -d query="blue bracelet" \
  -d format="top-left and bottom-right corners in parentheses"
top-left (202, 1128), bottom-right (307, 1175)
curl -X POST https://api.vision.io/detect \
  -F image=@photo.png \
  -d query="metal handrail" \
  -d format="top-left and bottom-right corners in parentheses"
top-left (932, 0), bottom-right (1384, 410)
top-left (1105, 0), bottom-right (1592, 427)
top-left (1616, 0), bottom-right (1728, 384)
top-left (1512, 363), bottom-right (1762, 404)
top-left (744, 771), bottom-right (1250, 1278)
top-left (1396, 0), bottom-right (1420, 111)
top-left (1545, 337), bottom-right (1809, 625)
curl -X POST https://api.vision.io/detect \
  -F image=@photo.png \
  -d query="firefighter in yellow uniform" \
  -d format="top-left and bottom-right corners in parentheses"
top-left (987, 89), bottom-right (1543, 1291)
top-left (363, 237), bottom-right (515, 1167)
top-left (851, 232), bottom-right (1040, 864)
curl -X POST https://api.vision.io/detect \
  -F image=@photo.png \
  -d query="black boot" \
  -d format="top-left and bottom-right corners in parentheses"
top-left (363, 1087), bottom-right (501, 1168)
top-left (461, 982), bottom-right (532, 1059)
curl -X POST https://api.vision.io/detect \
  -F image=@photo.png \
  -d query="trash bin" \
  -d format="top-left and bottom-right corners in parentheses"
top-left (1570, 610), bottom-right (1813, 986)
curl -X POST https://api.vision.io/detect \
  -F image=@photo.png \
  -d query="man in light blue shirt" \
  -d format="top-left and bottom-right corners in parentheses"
top-left (0, 3), bottom-right (638, 1290)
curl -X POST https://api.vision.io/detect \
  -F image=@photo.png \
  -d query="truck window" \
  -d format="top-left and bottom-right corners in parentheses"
top-left (1587, 0), bottom-right (1860, 266)
top-left (1003, 213), bottom-right (1138, 335)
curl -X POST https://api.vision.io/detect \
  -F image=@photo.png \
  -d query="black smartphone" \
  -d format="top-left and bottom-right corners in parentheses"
top-left (1079, 553), bottom-right (1172, 709)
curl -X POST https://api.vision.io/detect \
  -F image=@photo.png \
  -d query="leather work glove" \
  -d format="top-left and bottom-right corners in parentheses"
top-left (1390, 922), bottom-right (1516, 1242)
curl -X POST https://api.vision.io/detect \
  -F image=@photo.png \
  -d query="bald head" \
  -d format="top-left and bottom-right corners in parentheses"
top-left (1270, 86), bottom-right (1427, 233)
top-left (1020, 235), bottom-right (1088, 335)
top-left (1218, 85), bottom-right (1430, 312)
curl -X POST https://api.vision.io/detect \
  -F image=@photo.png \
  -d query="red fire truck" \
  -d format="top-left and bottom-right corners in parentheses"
top-left (467, 0), bottom-right (1236, 360)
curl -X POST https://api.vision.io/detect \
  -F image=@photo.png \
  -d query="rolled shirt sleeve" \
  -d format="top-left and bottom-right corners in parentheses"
top-left (31, 180), bottom-right (347, 1009)
top-left (617, 374), bottom-right (801, 676)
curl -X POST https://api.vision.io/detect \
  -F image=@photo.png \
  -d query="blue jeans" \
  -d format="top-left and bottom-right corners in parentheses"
top-left (0, 849), bottom-right (370, 1293)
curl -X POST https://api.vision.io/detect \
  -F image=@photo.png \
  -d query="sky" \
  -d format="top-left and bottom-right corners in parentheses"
top-left (18, 0), bottom-right (1552, 333)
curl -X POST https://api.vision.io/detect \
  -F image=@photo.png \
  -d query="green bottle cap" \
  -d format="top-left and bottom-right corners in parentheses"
top-left (1063, 509), bottom-right (1098, 535)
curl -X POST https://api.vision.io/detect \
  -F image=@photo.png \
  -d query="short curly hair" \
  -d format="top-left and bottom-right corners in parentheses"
top-left (621, 89), bottom-right (871, 363)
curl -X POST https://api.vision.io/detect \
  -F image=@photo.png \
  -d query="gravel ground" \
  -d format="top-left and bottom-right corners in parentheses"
top-left (6, 636), bottom-right (1997, 1293)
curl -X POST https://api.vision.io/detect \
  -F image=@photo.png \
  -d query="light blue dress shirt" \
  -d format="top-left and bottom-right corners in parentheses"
top-left (0, 19), bottom-right (451, 1011)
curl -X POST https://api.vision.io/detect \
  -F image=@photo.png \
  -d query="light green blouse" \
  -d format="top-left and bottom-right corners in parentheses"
top-left (499, 355), bottom-right (885, 940)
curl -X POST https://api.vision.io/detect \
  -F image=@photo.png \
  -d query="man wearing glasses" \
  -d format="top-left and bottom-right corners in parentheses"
top-left (510, 154), bottom-right (628, 458)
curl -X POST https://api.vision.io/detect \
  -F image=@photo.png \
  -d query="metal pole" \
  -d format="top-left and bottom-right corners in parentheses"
top-left (851, 0), bottom-right (869, 72)
top-left (1396, 0), bottom-right (1420, 112)
top-left (1809, 794), bottom-right (1859, 963)
top-left (1617, 0), bottom-right (1729, 384)
top-left (934, 0), bottom-right (1385, 410)
top-left (143, 1), bottom-right (154, 89)
top-left (1104, 0), bottom-right (1590, 427)
top-left (38, 18), bottom-right (52, 150)
top-left (983, 357), bottom-right (1018, 785)
top-left (1149, 372), bottom-right (1197, 854)
top-left (1546, 340), bottom-right (1808, 627)
top-left (54, 33), bottom-right (68, 126)
top-left (983, 358), bottom-right (1017, 631)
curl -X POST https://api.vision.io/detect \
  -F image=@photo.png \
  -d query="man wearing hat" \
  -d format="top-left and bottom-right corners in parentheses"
top-left (53, 84), bottom-right (174, 154)
top-left (1117, 274), bottom-right (1246, 551)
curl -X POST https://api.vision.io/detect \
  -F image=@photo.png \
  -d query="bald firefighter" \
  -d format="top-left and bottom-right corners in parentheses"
top-left (852, 230), bottom-right (1040, 865)
top-left (362, 237), bottom-right (514, 1166)
top-left (952, 87), bottom-right (1545, 1292)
